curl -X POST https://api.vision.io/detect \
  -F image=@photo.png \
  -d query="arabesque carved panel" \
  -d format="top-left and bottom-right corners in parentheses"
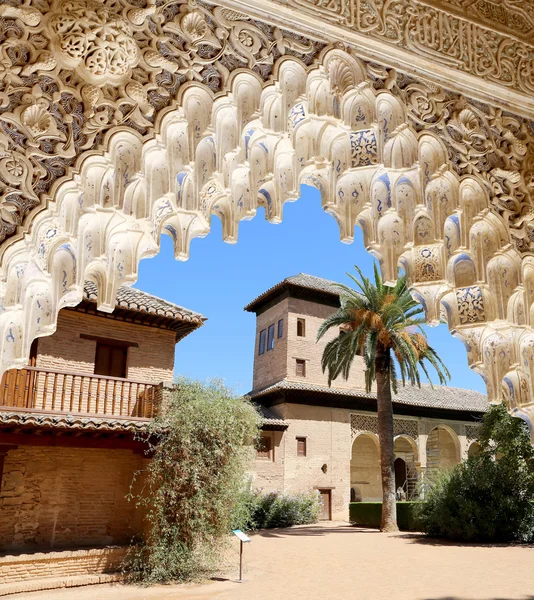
top-left (351, 413), bottom-right (418, 442)
top-left (0, 0), bottom-right (323, 243)
top-left (2, 5), bottom-right (534, 438)
top-left (274, 0), bottom-right (534, 94)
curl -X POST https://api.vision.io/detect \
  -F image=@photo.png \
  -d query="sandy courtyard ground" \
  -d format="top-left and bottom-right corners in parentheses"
top-left (14, 522), bottom-right (534, 600)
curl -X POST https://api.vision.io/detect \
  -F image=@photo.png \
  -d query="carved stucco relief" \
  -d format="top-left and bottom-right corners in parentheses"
top-left (1, 2), bottom-right (534, 434)
top-left (0, 0), bottom-right (323, 244)
top-left (0, 45), bottom-right (532, 424)
top-left (351, 413), bottom-right (419, 443)
top-left (0, 0), bottom-right (533, 249)
top-left (423, 0), bottom-right (534, 41)
top-left (273, 0), bottom-right (534, 93)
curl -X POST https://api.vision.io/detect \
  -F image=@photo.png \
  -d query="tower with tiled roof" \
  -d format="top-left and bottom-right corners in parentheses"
top-left (245, 274), bottom-right (487, 521)
top-left (245, 273), bottom-right (367, 394)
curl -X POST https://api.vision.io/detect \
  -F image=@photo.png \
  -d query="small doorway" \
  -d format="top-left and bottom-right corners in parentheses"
top-left (317, 489), bottom-right (331, 520)
top-left (394, 458), bottom-right (407, 492)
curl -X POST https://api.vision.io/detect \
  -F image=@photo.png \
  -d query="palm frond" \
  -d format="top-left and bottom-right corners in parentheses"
top-left (317, 265), bottom-right (450, 396)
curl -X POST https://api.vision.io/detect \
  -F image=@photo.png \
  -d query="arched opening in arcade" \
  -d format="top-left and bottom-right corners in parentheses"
top-left (350, 433), bottom-right (381, 503)
top-left (394, 435), bottom-right (419, 500)
top-left (426, 426), bottom-right (461, 480)
top-left (1, 46), bottom-right (533, 439)
top-left (468, 441), bottom-right (482, 458)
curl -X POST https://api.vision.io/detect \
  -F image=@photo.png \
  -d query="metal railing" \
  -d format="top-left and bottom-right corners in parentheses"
top-left (0, 367), bottom-right (160, 419)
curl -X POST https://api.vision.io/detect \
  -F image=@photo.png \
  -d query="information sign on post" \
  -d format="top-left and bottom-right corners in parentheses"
top-left (232, 529), bottom-right (251, 582)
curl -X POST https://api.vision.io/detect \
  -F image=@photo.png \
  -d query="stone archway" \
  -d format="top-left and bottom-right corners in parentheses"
top-left (426, 425), bottom-right (461, 476)
top-left (467, 441), bottom-right (482, 458)
top-left (351, 433), bottom-right (381, 502)
top-left (1, 2), bottom-right (534, 434)
top-left (394, 435), bottom-right (418, 499)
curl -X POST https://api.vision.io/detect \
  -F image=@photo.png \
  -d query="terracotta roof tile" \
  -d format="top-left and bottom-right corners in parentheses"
top-left (0, 411), bottom-right (151, 433)
top-left (84, 281), bottom-right (205, 324)
top-left (244, 273), bottom-right (340, 312)
top-left (257, 404), bottom-right (287, 428)
top-left (249, 380), bottom-right (487, 413)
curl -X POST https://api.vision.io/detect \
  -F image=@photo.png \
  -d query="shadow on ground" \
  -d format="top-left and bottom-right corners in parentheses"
top-left (423, 597), bottom-right (534, 600)
top-left (255, 525), bottom-right (376, 538)
top-left (395, 532), bottom-right (534, 550)
top-left (254, 525), bottom-right (534, 550)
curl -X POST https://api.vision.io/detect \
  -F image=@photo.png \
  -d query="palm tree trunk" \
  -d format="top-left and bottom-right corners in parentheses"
top-left (375, 350), bottom-right (398, 532)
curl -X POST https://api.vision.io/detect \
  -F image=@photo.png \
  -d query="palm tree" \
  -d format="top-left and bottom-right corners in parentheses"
top-left (317, 265), bottom-right (450, 532)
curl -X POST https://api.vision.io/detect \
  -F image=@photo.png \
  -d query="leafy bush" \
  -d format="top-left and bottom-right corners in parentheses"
top-left (241, 489), bottom-right (321, 530)
top-left (124, 378), bottom-right (261, 583)
top-left (416, 404), bottom-right (534, 543)
top-left (349, 502), bottom-right (420, 531)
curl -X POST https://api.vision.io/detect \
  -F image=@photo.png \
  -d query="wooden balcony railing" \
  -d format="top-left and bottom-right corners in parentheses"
top-left (0, 367), bottom-right (160, 419)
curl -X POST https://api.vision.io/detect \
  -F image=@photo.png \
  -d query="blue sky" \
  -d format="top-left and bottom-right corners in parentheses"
top-left (136, 185), bottom-right (486, 396)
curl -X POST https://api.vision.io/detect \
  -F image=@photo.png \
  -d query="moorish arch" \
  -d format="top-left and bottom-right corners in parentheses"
top-left (393, 435), bottom-right (419, 499)
top-left (467, 442), bottom-right (481, 458)
top-left (425, 425), bottom-right (461, 479)
top-left (351, 432), bottom-right (381, 502)
top-left (1, 1), bottom-right (534, 434)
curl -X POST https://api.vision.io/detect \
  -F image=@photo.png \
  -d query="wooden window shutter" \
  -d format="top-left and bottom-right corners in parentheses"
top-left (257, 434), bottom-right (273, 460)
top-left (296, 359), bottom-right (306, 377)
top-left (297, 437), bottom-right (307, 457)
top-left (95, 343), bottom-right (128, 378)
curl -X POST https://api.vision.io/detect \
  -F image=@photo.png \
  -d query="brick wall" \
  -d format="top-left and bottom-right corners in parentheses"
top-left (252, 299), bottom-right (289, 390)
top-left (249, 404), bottom-right (474, 520)
top-left (286, 298), bottom-right (367, 391)
top-left (0, 547), bottom-right (126, 596)
top-left (252, 296), bottom-right (367, 393)
top-left (36, 310), bottom-right (176, 384)
top-left (0, 547), bottom-right (125, 584)
top-left (0, 446), bottom-right (147, 552)
top-left (249, 429), bottom-right (285, 491)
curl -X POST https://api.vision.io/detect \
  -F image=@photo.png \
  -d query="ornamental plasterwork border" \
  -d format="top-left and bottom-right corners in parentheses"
top-left (0, 0), bottom-right (324, 245)
top-left (350, 413), bottom-right (419, 442)
top-left (0, 0), bottom-right (533, 253)
top-left (422, 0), bottom-right (534, 43)
top-left (270, 0), bottom-right (534, 97)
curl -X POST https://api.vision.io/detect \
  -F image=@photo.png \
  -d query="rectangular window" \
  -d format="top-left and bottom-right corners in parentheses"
top-left (277, 319), bottom-right (284, 339)
top-left (258, 329), bottom-right (267, 355)
top-left (257, 434), bottom-right (273, 460)
top-left (297, 318), bottom-right (306, 337)
top-left (296, 359), bottom-right (306, 377)
top-left (94, 342), bottom-right (128, 378)
top-left (267, 324), bottom-right (275, 351)
top-left (297, 437), bottom-right (307, 457)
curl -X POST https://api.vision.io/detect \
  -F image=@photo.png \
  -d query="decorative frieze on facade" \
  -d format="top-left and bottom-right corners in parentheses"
top-left (351, 413), bottom-right (379, 438)
top-left (394, 418), bottom-right (419, 441)
top-left (274, 0), bottom-right (534, 94)
top-left (427, 0), bottom-right (534, 40)
top-left (465, 423), bottom-right (481, 445)
top-left (350, 413), bottom-right (418, 443)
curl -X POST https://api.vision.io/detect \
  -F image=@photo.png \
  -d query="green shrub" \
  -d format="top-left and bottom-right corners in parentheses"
top-left (242, 489), bottom-right (321, 530)
top-left (124, 378), bottom-right (261, 583)
top-left (349, 502), bottom-right (382, 527)
top-left (416, 404), bottom-right (534, 543)
top-left (349, 502), bottom-right (419, 531)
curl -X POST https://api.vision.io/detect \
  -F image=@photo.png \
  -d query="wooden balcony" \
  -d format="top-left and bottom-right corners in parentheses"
top-left (0, 367), bottom-right (160, 420)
